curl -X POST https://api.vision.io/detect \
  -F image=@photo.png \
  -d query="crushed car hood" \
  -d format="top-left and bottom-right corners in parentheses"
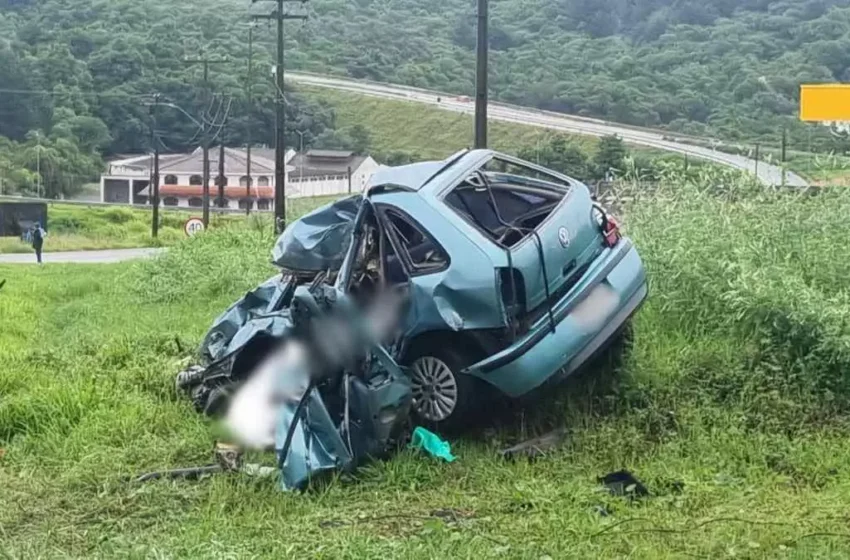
top-left (271, 195), bottom-right (363, 273)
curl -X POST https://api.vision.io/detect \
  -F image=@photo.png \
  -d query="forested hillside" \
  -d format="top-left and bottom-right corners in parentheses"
top-left (0, 0), bottom-right (847, 196)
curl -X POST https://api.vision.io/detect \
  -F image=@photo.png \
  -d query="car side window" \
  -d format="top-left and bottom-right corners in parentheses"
top-left (383, 208), bottom-right (448, 274)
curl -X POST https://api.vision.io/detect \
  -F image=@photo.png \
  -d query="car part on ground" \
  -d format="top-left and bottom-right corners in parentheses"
top-left (499, 428), bottom-right (567, 461)
top-left (176, 149), bottom-right (648, 490)
top-left (132, 442), bottom-right (276, 483)
top-left (598, 470), bottom-right (650, 499)
top-left (409, 426), bottom-right (457, 462)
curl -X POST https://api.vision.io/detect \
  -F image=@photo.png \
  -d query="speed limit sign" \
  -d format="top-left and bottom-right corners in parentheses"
top-left (184, 217), bottom-right (205, 237)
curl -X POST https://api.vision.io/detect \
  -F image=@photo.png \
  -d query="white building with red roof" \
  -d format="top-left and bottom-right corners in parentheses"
top-left (100, 147), bottom-right (381, 210)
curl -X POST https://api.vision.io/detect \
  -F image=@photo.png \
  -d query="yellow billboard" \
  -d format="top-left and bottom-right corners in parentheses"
top-left (800, 84), bottom-right (850, 121)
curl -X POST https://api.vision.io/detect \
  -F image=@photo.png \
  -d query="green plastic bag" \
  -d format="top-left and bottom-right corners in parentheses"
top-left (409, 426), bottom-right (456, 462)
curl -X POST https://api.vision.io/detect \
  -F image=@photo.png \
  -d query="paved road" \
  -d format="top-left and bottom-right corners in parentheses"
top-left (0, 247), bottom-right (165, 264)
top-left (288, 72), bottom-right (807, 187)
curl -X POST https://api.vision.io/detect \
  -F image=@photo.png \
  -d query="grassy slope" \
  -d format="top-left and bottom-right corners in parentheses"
top-left (0, 197), bottom-right (338, 254)
top-left (3, 175), bottom-right (850, 556)
top-left (308, 87), bottom-right (597, 159)
top-left (311, 88), bottom-right (850, 185)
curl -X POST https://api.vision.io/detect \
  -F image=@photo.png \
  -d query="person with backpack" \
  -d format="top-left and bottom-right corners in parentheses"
top-left (31, 222), bottom-right (46, 264)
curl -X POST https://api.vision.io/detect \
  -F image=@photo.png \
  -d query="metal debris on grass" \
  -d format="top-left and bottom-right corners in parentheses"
top-left (499, 428), bottom-right (567, 461)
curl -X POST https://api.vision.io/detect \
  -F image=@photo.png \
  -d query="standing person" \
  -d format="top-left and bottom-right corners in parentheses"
top-left (31, 222), bottom-right (46, 264)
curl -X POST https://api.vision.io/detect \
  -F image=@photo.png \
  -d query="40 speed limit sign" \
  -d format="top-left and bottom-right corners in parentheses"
top-left (184, 217), bottom-right (205, 237)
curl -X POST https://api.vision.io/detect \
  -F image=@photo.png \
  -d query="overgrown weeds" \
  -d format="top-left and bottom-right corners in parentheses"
top-left (3, 175), bottom-right (850, 556)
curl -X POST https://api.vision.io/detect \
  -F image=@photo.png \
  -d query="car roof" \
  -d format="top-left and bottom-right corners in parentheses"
top-left (367, 149), bottom-right (494, 197)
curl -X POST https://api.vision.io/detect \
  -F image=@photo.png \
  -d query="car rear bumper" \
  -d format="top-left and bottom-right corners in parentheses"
top-left (462, 239), bottom-right (647, 397)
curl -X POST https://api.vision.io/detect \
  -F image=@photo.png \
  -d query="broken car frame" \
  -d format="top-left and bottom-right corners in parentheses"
top-left (177, 149), bottom-right (648, 490)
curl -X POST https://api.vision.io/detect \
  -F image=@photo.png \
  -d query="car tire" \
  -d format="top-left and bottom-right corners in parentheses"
top-left (405, 347), bottom-right (479, 433)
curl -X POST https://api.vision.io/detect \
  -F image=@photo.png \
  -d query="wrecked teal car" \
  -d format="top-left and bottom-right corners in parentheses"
top-left (178, 149), bottom-right (647, 489)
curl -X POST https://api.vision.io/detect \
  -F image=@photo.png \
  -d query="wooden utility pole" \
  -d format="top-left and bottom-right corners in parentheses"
top-left (246, 23), bottom-right (255, 215)
top-left (149, 94), bottom-right (161, 238)
top-left (184, 53), bottom-right (228, 228)
top-left (218, 143), bottom-right (226, 207)
top-left (781, 127), bottom-right (787, 187)
top-left (252, 0), bottom-right (308, 233)
top-left (474, 0), bottom-right (489, 149)
top-left (754, 143), bottom-right (760, 179)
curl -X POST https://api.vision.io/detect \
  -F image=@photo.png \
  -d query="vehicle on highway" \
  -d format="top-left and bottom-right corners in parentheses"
top-left (177, 149), bottom-right (647, 487)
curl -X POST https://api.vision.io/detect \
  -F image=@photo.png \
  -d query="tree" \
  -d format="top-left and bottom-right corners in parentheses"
top-left (1, 0), bottom-right (847, 160)
top-left (348, 124), bottom-right (372, 155)
top-left (594, 135), bottom-right (628, 180)
top-left (18, 131), bottom-right (101, 198)
top-left (380, 150), bottom-right (422, 166)
top-left (519, 135), bottom-right (593, 181)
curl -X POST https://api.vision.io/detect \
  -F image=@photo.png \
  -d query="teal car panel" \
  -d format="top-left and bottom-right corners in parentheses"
top-left (462, 239), bottom-right (646, 397)
top-left (371, 191), bottom-right (507, 334)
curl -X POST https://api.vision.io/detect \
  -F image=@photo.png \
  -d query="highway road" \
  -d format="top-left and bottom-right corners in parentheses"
top-left (0, 247), bottom-right (165, 264)
top-left (288, 72), bottom-right (807, 187)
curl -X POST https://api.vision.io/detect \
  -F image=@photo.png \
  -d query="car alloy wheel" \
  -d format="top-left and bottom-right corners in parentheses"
top-left (409, 356), bottom-right (459, 422)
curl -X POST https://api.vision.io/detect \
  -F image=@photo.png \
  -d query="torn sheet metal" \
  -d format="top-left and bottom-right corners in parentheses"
top-left (272, 195), bottom-right (362, 273)
top-left (199, 274), bottom-right (295, 365)
top-left (181, 281), bottom-right (412, 491)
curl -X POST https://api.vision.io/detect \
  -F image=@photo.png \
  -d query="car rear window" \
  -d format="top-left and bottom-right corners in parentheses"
top-left (383, 208), bottom-right (448, 274)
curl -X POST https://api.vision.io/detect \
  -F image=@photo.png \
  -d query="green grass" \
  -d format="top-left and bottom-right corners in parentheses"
top-left (4, 169), bottom-right (850, 557)
top-left (785, 152), bottom-right (850, 184)
top-left (308, 87), bottom-right (598, 159)
top-left (0, 197), bottom-right (338, 254)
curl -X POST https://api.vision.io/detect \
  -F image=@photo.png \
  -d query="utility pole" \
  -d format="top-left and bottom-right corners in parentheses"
top-left (218, 143), bottom-right (226, 208)
top-left (296, 129), bottom-right (305, 184)
top-left (184, 53), bottom-right (228, 228)
top-left (252, 0), bottom-right (308, 233)
top-left (246, 23), bottom-right (256, 215)
top-left (150, 94), bottom-right (161, 238)
top-left (781, 127), bottom-right (787, 187)
top-left (36, 131), bottom-right (41, 198)
top-left (474, 0), bottom-right (489, 149)
top-left (754, 143), bottom-right (760, 180)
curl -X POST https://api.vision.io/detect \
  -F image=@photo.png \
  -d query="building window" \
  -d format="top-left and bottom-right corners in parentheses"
top-left (188, 197), bottom-right (203, 207)
top-left (218, 198), bottom-right (231, 208)
top-left (238, 198), bottom-right (253, 210)
top-left (164, 175), bottom-right (178, 185)
top-left (163, 197), bottom-right (179, 206)
top-left (257, 176), bottom-right (270, 187)
top-left (239, 176), bottom-right (252, 187)
top-left (257, 199), bottom-right (270, 210)
top-left (189, 175), bottom-right (203, 185)
top-left (215, 175), bottom-right (228, 187)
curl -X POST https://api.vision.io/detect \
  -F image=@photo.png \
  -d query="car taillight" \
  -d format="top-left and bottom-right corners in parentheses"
top-left (592, 203), bottom-right (621, 248)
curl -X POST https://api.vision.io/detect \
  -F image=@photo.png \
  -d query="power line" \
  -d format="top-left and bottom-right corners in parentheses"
top-left (183, 53), bottom-right (229, 229)
top-left (0, 88), bottom-right (163, 98)
top-left (252, 0), bottom-right (309, 234)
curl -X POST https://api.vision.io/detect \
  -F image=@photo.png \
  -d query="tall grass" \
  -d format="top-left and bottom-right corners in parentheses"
top-left (2, 174), bottom-right (850, 556)
top-left (0, 197), bottom-right (338, 253)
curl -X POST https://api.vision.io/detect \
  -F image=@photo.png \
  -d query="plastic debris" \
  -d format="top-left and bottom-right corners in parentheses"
top-left (409, 426), bottom-right (456, 462)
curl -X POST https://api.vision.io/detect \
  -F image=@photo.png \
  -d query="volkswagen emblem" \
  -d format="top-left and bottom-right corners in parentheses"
top-left (558, 226), bottom-right (571, 248)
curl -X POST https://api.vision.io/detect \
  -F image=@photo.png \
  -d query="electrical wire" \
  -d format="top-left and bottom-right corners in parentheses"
top-left (0, 88), bottom-right (163, 99)
top-left (206, 97), bottom-right (234, 145)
